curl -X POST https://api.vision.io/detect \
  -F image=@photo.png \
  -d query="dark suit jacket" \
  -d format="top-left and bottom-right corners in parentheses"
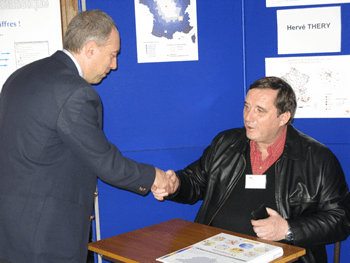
top-left (0, 51), bottom-right (155, 263)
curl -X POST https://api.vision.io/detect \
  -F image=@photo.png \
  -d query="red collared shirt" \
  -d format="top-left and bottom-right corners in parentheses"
top-left (250, 127), bottom-right (287, 175)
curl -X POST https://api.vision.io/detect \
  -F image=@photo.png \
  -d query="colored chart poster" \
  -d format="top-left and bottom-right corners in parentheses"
top-left (0, 0), bottom-right (62, 91)
top-left (134, 0), bottom-right (198, 63)
top-left (267, 0), bottom-right (350, 7)
top-left (157, 233), bottom-right (283, 263)
top-left (266, 55), bottom-right (350, 118)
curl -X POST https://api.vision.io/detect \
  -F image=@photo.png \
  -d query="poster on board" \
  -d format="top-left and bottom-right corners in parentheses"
top-left (267, 0), bottom-right (350, 7)
top-left (266, 55), bottom-right (350, 118)
top-left (277, 6), bottom-right (341, 55)
top-left (134, 0), bottom-right (199, 63)
top-left (0, 0), bottom-right (62, 91)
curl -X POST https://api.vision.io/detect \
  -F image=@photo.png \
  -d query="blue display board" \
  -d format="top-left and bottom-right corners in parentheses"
top-left (86, 0), bottom-right (245, 255)
top-left (85, 1), bottom-right (349, 262)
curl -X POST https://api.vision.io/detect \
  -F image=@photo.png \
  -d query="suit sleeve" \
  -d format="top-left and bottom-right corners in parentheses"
top-left (56, 86), bottom-right (155, 195)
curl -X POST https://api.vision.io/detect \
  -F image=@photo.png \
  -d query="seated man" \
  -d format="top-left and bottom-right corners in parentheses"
top-left (155, 77), bottom-right (350, 263)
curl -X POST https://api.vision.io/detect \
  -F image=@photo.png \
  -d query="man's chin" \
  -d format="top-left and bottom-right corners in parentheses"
top-left (89, 76), bottom-right (104, 85)
top-left (246, 130), bottom-right (258, 141)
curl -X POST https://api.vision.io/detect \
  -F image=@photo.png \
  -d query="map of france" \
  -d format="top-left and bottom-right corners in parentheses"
top-left (139, 0), bottom-right (194, 40)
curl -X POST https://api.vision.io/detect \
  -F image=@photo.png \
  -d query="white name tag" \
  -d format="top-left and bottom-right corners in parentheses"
top-left (245, 174), bottom-right (266, 189)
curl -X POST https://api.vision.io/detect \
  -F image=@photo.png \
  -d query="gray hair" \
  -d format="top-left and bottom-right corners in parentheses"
top-left (63, 9), bottom-right (117, 53)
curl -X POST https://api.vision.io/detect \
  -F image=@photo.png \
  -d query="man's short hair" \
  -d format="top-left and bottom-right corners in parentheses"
top-left (248, 77), bottom-right (297, 124)
top-left (63, 9), bottom-right (117, 53)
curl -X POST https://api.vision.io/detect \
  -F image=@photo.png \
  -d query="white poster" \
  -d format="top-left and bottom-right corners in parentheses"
top-left (0, 0), bottom-right (62, 90)
top-left (266, 56), bottom-right (350, 118)
top-left (134, 0), bottom-right (198, 63)
top-left (267, 0), bottom-right (350, 7)
top-left (277, 6), bottom-right (341, 55)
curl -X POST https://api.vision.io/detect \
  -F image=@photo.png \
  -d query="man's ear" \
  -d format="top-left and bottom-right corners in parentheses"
top-left (84, 40), bottom-right (98, 59)
top-left (279, 111), bottom-right (291, 126)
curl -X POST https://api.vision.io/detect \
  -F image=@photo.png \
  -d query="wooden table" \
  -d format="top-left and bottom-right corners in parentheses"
top-left (88, 218), bottom-right (305, 263)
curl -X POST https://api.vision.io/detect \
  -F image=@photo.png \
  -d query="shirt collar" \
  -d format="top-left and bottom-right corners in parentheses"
top-left (250, 126), bottom-right (287, 156)
top-left (62, 49), bottom-right (83, 78)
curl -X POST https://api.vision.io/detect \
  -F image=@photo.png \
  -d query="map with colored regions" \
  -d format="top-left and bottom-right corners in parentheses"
top-left (134, 0), bottom-right (198, 63)
top-left (139, 0), bottom-right (194, 40)
top-left (266, 56), bottom-right (350, 118)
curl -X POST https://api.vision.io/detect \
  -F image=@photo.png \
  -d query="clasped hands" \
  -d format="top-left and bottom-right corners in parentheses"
top-left (151, 168), bottom-right (179, 201)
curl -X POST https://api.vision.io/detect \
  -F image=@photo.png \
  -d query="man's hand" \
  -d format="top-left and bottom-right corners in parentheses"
top-left (251, 207), bottom-right (289, 241)
top-left (151, 169), bottom-right (179, 201)
top-left (151, 168), bottom-right (179, 201)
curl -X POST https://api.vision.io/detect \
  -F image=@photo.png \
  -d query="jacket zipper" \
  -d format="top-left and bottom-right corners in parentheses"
top-left (207, 154), bottom-right (247, 225)
top-left (275, 158), bottom-right (282, 217)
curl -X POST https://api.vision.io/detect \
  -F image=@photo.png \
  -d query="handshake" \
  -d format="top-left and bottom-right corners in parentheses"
top-left (151, 168), bottom-right (180, 201)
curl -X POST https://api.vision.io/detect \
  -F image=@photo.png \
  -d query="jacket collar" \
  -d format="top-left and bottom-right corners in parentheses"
top-left (51, 51), bottom-right (80, 76)
top-left (230, 127), bottom-right (249, 154)
top-left (283, 125), bottom-right (303, 160)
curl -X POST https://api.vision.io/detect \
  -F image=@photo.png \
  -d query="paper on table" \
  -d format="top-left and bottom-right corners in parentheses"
top-left (157, 233), bottom-right (283, 263)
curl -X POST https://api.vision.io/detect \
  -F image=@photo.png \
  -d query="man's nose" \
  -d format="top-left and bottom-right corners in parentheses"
top-left (110, 58), bottom-right (117, 70)
top-left (244, 109), bottom-right (252, 121)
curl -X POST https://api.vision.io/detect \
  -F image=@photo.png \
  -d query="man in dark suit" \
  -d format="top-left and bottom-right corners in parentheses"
top-left (0, 10), bottom-right (174, 263)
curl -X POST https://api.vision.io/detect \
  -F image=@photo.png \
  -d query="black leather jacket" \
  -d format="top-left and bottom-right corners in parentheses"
top-left (168, 125), bottom-right (350, 263)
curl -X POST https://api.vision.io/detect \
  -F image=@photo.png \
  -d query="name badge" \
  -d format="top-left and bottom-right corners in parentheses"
top-left (245, 174), bottom-right (266, 189)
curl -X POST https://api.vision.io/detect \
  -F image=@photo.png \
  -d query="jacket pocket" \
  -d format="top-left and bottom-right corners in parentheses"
top-left (289, 198), bottom-right (318, 217)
